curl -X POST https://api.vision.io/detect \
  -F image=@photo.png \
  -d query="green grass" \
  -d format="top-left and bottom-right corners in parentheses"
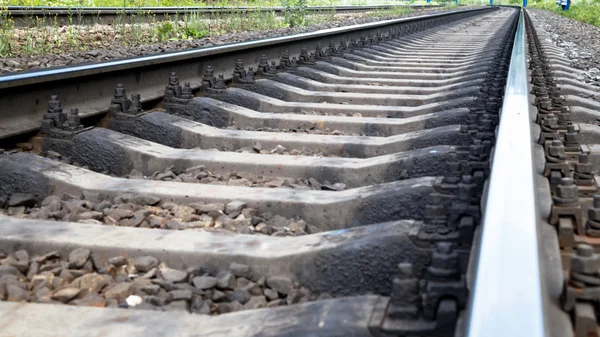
top-left (0, 3), bottom-right (385, 57)
top-left (369, 5), bottom-right (412, 17)
top-left (0, 6), bottom-right (295, 57)
top-left (0, 0), bottom-right (421, 7)
top-left (0, 0), bottom-right (460, 58)
top-left (531, 0), bottom-right (600, 28)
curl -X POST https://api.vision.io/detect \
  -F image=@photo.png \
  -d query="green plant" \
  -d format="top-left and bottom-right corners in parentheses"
top-left (66, 6), bottom-right (81, 49)
top-left (1, 0), bottom-right (437, 59)
top-left (0, 6), bottom-right (15, 56)
top-left (34, 15), bottom-right (51, 55)
top-left (249, 8), bottom-right (280, 29)
top-left (369, 5), bottom-right (412, 17)
top-left (184, 25), bottom-right (209, 38)
top-left (129, 7), bottom-right (143, 45)
top-left (183, 9), bottom-right (209, 38)
top-left (157, 20), bottom-right (173, 40)
top-left (115, 7), bottom-right (127, 45)
top-left (281, 0), bottom-right (307, 27)
top-left (51, 13), bottom-right (62, 51)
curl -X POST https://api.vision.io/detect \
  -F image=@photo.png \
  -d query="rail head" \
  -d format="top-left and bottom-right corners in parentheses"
top-left (466, 8), bottom-right (546, 337)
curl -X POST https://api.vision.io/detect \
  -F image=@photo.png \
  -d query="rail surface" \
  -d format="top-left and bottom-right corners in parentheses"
top-left (466, 8), bottom-right (545, 337)
top-left (4, 4), bottom-right (448, 26)
top-left (4, 5), bottom-right (598, 337)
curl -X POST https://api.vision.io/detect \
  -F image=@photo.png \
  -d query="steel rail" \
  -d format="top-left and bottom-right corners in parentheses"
top-left (4, 4), bottom-right (447, 27)
top-left (5, 4), bottom-right (446, 14)
top-left (0, 7), bottom-right (493, 141)
top-left (466, 7), bottom-right (546, 337)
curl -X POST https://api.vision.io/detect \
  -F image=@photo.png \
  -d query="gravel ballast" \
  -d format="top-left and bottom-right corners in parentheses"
top-left (0, 192), bottom-right (319, 237)
top-left (0, 248), bottom-right (324, 314)
top-left (126, 164), bottom-right (347, 190)
top-left (529, 8), bottom-right (600, 86)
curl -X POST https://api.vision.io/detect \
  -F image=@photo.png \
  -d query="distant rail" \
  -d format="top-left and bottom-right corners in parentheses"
top-left (5, 4), bottom-right (448, 27)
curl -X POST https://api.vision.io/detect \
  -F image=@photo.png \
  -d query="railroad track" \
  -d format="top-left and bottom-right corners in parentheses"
top-left (0, 5), bottom-right (597, 337)
top-left (4, 4), bottom-right (447, 27)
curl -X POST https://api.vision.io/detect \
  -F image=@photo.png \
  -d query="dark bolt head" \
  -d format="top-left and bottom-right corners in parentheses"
top-left (557, 113), bottom-right (569, 123)
top-left (70, 108), bottom-right (79, 115)
top-left (539, 100), bottom-right (552, 110)
top-left (548, 140), bottom-right (566, 159)
top-left (560, 177), bottom-right (574, 186)
top-left (114, 84), bottom-right (127, 98)
top-left (169, 72), bottom-right (179, 85)
top-left (48, 95), bottom-right (61, 107)
top-left (47, 96), bottom-right (63, 115)
top-left (461, 175), bottom-right (473, 184)
top-left (594, 195), bottom-right (600, 208)
top-left (542, 113), bottom-right (558, 127)
top-left (589, 196), bottom-right (600, 221)
top-left (564, 129), bottom-right (579, 144)
top-left (556, 177), bottom-right (578, 200)
top-left (576, 154), bottom-right (593, 174)
top-left (436, 242), bottom-right (453, 254)
top-left (553, 96), bottom-right (565, 105)
top-left (397, 263), bottom-right (413, 278)
top-left (576, 244), bottom-right (594, 257)
top-left (203, 66), bottom-right (214, 78)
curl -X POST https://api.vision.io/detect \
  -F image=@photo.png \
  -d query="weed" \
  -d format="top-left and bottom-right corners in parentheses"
top-left (0, 6), bottom-right (15, 56)
top-left (0, 0), bottom-right (436, 58)
top-left (183, 9), bottom-right (209, 38)
top-left (66, 6), bottom-right (81, 49)
top-left (281, 0), bottom-right (307, 27)
top-left (369, 5), bottom-right (412, 17)
top-left (252, 9), bottom-right (284, 29)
